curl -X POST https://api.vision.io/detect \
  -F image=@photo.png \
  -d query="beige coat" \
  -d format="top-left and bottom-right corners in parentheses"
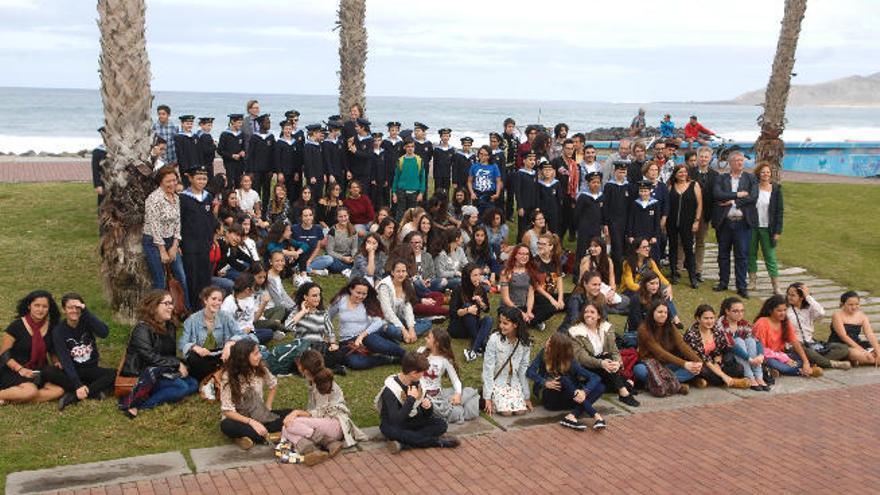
top-left (307, 381), bottom-right (368, 448)
top-left (567, 321), bottom-right (621, 370)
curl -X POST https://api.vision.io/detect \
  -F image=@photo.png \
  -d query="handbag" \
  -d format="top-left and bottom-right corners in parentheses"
top-left (792, 310), bottom-right (827, 354)
top-left (114, 331), bottom-right (137, 398)
top-left (479, 340), bottom-right (520, 409)
top-left (642, 358), bottom-right (681, 397)
top-left (198, 369), bottom-right (223, 402)
top-left (165, 265), bottom-right (189, 319)
top-left (720, 349), bottom-right (744, 378)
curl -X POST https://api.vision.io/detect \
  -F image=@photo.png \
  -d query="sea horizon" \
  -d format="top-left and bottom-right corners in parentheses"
top-left (2, 86), bottom-right (879, 154)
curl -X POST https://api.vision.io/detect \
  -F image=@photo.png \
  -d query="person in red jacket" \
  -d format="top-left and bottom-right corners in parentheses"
top-left (343, 180), bottom-right (375, 237)
top-left (683, 116), bottom-right (715, 148)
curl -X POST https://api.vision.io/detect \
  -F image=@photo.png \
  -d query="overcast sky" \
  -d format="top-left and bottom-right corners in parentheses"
top-left (1, 0), bottom-right (877, 102)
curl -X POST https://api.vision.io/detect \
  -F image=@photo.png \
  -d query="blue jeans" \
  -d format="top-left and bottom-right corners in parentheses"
top-left (211, 276), bottom-right (234, 295)
top-left (342, 329), bottom-right (405, 370)
top-left (716, 219), bottom-right (752, 290)
top-left (141, 376), bottom-right (198, 409)
top-left (251, 328), bottom-right (274, 345)
top-left (449, 314), bottom-right (493, 352)
top-left (414, 277), bottom-right (447, 296)
top-left (765, 352), bottom-right (803, 376)
top-left (443, 277), bottom-right (462, 291)
top-left (384, 319), bottom-right (434, 341)
top-left (309, 255), bottom-right (352, 274)
top-left (560, 373), bottom-right (604, 418)
top-left (633, 362), bottom-right (696, 384)
top-left (142, 234), bottom-right (191, 310)
top-left (733, 337), bottom-right (764, 381)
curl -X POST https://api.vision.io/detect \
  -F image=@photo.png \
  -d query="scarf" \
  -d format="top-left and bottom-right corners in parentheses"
top-left (23, 314), bottom-right (48, 369)
top-left (565, 156), bottom-right (579, 198)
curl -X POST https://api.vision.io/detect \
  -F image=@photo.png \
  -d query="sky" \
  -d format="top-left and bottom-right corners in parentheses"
top-left (0, 0), bottom-right (878, 102)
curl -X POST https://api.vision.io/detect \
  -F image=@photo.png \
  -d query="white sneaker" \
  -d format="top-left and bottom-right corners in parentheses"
top-left (463, 349), bottom-right (478, 363)
top-left (293, 274), bottom-right (313, 287)
top-left (310, 269), bottom-right (329, 276)
top-left (200, 382), bottom-right (216, 401)
top-left (341, 268), bottom-right (352, 278)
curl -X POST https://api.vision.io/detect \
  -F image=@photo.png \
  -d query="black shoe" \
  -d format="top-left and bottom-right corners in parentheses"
top-left (618, 395), bottom-right (640, 407)
top-left (712, 284), bottom-right (728, 292)
top-left (669, 274), bottom-right (680, 285)
top-left (332, 365), bottom-right (347, 377)
top-left (437, 435), bottom-right (461, 448)
top-left (58, 393), bottom-right (79, 411)
top-left (750, 385), bottom-right (763, 392)
top-left (696, 273), bottom-right (704, 282)
top-left (559, 417), bottom-right (587, 430)
top-left (592, 419), bottom-right (607, 430)
top-left (737, 288), bottom-right (750, 299)
top-left (674, 321), bottom-right (684, 330)
top-left (689, 273), bottom-right (699, 289)
top-left (761, 385), bottom-right (771, 392)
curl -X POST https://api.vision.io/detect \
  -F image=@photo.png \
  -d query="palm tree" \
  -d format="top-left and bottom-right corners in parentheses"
top-left (754, 0), bottom-right (808, 183)
top-left (336, 0), bottom-right (367, 116)
top-left (97, 0), bottom-right (155, 322)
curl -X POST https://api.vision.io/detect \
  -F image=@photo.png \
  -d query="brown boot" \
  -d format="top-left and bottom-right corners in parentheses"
top-left (677, 383), bottom-right (690, 395)
top-left (727, 378), bottom-right (751, 389)
top-left (748, 272), bottom-right (758, 291)
top-left (295, 438), bottom-right (317, 455)
top-left (810, 366), bottom-right (824, 378)
top-left (326, 440), bottom-right (345, 458)
top-left (692, 377), bottom-right (708, 389)
top-left (770, 277), bottom-right (780, 295)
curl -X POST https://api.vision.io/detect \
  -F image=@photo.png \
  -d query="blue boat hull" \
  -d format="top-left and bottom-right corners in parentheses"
top-left (588, 141), bottom-right (880, 177)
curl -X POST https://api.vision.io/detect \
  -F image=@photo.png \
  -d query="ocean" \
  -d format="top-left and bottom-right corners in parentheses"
top-left (1, 86), bottom-right (879, 154)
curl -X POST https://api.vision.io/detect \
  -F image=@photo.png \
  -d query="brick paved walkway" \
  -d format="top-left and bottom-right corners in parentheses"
top-left (1, 158), bottom-right (877, 184)
top-left (47, 383), bottom-right (880, 495)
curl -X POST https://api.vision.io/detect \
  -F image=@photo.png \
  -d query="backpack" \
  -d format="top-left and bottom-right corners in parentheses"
top-left (264, 338), bottom-right (312, 376)
top-left (643, 358), bottom-right (681, 397)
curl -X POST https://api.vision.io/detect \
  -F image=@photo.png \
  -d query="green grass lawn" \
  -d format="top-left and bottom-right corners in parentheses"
top-left (0, 180), bottom-right (876, 489)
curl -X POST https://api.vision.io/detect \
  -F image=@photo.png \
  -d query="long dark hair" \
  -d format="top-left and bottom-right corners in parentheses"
top-left (460, 263), bottom-right (485, 302)
top-left (544, 332), bottom-right (573, 375)
top-left (626, 237), bottom-right (650, 273)
top-left (641, 300), bottom-right (675, 349)
top-left (786, 282), bottom-right (810, 310)
top-left (638, 272), bottom-right (663, 307)
top-left (267, 220), bottom-right (289, 245)
top-left (16, 290), bottom-right (60, 328)
top-left (467, 226), bottom-right (491, 262)
top-left (136, 289), bottom-right (172, 335)
top-left (224, 339), bottom-right (268, 405)
top-left (720, 296), bottom-right (743, 320)
top-left (450, 187), bottom-right (471, 215)
top-left (426, 327), bottom-right (458, 372)
top-left (757, 294), bottom-right (790, 323)
top-left (385, 258), bottom-right (419, 305)
top-left (587, 237), bottom-right (611, 284)
top-left (331, 277), bottom-right (383, 317)
top-left (497, 306), bottom-right (531, 345)
top-left (295, 282), bottom-right (325, 311)
top-left (358, 232), bottom-right (386, 258)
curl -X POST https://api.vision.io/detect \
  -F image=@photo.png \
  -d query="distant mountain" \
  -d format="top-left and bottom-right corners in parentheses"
top-left (729, 72), bottom-right (880, 106)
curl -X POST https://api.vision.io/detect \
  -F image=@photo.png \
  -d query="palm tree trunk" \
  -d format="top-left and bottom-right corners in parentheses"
top-left (754, 0), bottom-right (807, 183)
top-left (337, 0), bottom-right (367, 116)
top-left (97, 0), bottom-right (155, 322)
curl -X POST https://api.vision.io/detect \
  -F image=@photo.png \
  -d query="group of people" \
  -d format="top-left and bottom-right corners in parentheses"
top-left (12, 104), bottom-right (865, 459)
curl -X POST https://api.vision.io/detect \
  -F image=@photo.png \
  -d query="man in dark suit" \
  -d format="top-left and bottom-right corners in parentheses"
top-left (711, 151), bottom-right (757, 298)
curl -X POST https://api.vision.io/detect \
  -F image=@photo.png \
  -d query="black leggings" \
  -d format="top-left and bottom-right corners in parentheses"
top-left (380, 414), bottom-right (447, 448)
top-left (185, 352), bottom-right (221, 382)
top-left (593, 366), bottom-right (629, 395)
top-left (667, 225), bottom-right (695, 276)
top-left (51, 366), bottom-right (116, 398)
top-left (220, 408), bottom-right (293, 443)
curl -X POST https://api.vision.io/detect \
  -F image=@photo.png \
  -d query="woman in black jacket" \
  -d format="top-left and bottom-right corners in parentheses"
top-left (119, 290), bottom-right (198, 418)
top-left (666, 164), bottom-right (702, 288)
top-left (448, 264), bottom-right (493, 363)
top-left (747, 162), bottom-right (784, 294)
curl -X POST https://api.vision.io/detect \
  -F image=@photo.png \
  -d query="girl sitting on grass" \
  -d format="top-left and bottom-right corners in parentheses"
top-left (419, 327), bottom-right (480, 423)
top-left (482, 307), bottom-right (532, 416)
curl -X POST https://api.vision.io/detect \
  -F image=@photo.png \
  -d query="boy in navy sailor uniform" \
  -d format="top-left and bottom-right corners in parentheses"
top-left (274, 121), bottom-right (301, 203)
top-left (174, 115), bottom-right (200, 185)
top-left (196, 117), bottom-right (216, 178)
top-left (179, 165), bottom-right (220, 309)
top-left (432, 128), bottom-right (454, 196)
top-left (452, 136), bottom-right (475, 193)
top-left (246, 114), bottom-right (276, 208)
top-left (626, 180), bottom-right (661, 248)
top-left (602, 161), bottom-right (632, 283)
top-left (303, 124), bottom-right (325, 201)
top-left (574, 172), bottom-right (605, 275)
top-left (536, 161), bottom-right (562, 234)
top-left (513, 150), bottom-right (539, 242)
top-left (382, 122), bottom-right (404, 205)
top-left (323, 118), bottom-right (346, 190)
top-left (218, 114), bottom-right (247, 188)
top-left (346, 117), bottom-right (374, 198)
top-left (413, 122), bottom-right (433, 197)
top-left (369, 131), bottom-right (388, 209)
